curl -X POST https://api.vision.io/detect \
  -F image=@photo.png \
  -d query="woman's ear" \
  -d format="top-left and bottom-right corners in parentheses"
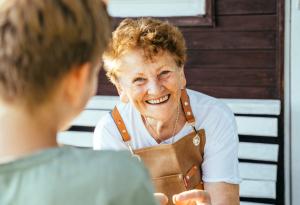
top-left (115, 82), bottom-right (129, 103)
top-left (179, 67), bottom-right (187, 89)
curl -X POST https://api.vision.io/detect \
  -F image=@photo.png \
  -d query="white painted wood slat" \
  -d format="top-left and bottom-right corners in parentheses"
top-left (239, 142), bottom-right (279, 162)
top-left (240, 180), bottom-right (276, 199)
top-left (239, 163), bottom-right (277, 181)
top-left (57, 131), bottom-right (93, 148)
top-left (236, 116), bottom-right (278, 137)
top-left (71, 110), bottom-right (107, 127)
top-left (221, 98), bottom-right (280, 115)
top-left (86, 96), bottom-right (118, 110)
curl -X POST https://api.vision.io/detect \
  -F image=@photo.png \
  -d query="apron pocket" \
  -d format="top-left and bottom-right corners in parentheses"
top-left (184, 165), bottom-right (202, 189)
top-left (153, 174), bottom-right (188, 200)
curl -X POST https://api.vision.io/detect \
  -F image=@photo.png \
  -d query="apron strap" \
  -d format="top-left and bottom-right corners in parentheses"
top-left (111, 107), bottom-right (131, 142)
top-left (180, 89), bottom-right (196, 125)
top-left (180, 89), bottom-right (206, 157)
top-left (198, 129), bottom-right (206, 158)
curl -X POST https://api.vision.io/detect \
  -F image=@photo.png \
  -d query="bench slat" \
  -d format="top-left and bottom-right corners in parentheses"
top-left (239, 142), bottom-right (278, 162)
top-left (240, 180), bottom-right (276, 199)
top-left (71, 110), bottom-right (107, 127)
top-left (221, 98), bottom-right (280, 115)
top-left (239, 163), bottom-right (277, 181)
top-left (58, 131), bottom-right (93, 147)
top-left (86, 96), bottom-right (119, 110)
top-left (236, 116), bottom-right (278, 137)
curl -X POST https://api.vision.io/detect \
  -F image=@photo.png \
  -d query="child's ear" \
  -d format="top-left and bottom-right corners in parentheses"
top-left (115, 83), bottom-right (129, 103)
top-left (63, 63), bottom-right (92, 107)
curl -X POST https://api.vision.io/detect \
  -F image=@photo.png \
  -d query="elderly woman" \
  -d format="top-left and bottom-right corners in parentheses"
top-left (94, 18), bottom-right (240, 205)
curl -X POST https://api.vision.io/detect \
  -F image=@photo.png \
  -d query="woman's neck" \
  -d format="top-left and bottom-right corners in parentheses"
top-left (143, 105), bottom-right (186, 142)
top-left (0, 103), bottom-right (58, 162)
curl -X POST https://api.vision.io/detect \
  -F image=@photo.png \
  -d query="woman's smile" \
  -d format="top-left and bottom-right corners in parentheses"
top-left (145, 94), bottom-right (170, 105)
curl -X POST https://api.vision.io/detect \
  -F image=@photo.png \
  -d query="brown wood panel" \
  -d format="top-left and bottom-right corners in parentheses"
top-left (217, 0), bottom-right (276, 15)
top-left (186, 85), bottom-right (278, 99)
top-left (183, 31), bottom-right (276, 49)
top-left (181, 15), bottom-right (276, 31)
top-left (98, 69), bottom-right (111, 83)
top-left (186, 50), bottom-right (276, 68)
top-left (97, 82), bottom-right (118, 96)
top-left (184, 69), bottom-right (276, 87)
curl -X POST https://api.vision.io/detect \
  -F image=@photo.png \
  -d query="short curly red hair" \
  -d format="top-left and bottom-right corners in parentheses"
top-left (103, 18), bottom-right (187, 84)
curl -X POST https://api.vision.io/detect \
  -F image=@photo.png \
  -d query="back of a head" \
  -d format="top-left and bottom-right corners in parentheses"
top-left (0, 0), bottom-right (111, 105)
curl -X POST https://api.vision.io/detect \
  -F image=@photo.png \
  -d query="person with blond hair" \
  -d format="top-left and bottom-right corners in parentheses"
top-left (94, 18), bottom-right (240, 205)
top-left (0, 1), bottom-right (158, 205)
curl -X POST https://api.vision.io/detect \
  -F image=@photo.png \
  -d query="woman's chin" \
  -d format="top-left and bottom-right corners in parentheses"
top-left (143, 105), bottom-right (176, 120)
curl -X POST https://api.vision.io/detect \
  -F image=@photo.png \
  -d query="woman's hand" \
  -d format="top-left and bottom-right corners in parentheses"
top-left (154, 193), bottom-right (168, 205)
top-left (172, 189), bottom-right (211, 205)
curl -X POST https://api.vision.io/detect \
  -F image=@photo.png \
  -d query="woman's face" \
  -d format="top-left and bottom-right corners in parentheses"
top-left (116, 49), bottom-right (186, 121)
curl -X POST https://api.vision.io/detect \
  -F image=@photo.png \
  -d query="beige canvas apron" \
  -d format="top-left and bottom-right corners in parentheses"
top-left (111, 89), bottom-right (206, 204)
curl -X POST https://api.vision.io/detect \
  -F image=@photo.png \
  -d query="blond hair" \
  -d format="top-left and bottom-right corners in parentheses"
top-left (103, 18), bottom-right (186, 84)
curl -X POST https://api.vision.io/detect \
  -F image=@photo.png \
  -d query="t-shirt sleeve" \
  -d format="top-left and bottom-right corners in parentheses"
top-left (93, 114), bottom-right (128, 150)
top-left (201, 103), bottom-right (241, 184)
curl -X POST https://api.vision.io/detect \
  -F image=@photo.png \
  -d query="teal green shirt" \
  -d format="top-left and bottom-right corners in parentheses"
top-left (0, 146), bottom-right (158, 205)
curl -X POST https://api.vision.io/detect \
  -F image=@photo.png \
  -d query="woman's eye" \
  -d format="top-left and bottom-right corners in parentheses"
top-left (133, 77), bottom-right (146, 84)
top-left (159, 70), bottom-right (171, 77)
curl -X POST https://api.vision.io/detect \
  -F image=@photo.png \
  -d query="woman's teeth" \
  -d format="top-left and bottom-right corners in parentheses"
top-left (147, 95), bottom-right (169, 104)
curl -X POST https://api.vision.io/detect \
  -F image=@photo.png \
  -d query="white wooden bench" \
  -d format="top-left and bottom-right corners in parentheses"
top-left (58, 95), bottom-right (281, 205)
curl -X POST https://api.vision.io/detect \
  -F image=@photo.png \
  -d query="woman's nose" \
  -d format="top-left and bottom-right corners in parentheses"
top-left (147, 79), bottom-right (163, 95)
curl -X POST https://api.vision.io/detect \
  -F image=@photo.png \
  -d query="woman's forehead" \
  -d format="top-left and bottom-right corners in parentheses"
top-left (119, 49), bottom-right (177, 69)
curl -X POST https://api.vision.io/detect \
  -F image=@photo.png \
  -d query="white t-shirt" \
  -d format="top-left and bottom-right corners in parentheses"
top-left (93, 89), bottom-right (241, 184)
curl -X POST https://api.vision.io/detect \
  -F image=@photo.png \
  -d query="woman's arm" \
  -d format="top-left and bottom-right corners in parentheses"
top-left (171, 183), bottom-right (239, 205)
top-left (205, 182), bottom-right (239, 205)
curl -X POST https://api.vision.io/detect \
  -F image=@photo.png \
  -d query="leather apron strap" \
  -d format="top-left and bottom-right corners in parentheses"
top-left (111, 107), bottom-right (131, 142)
top-left (180, 89), bottom-right (196, 125)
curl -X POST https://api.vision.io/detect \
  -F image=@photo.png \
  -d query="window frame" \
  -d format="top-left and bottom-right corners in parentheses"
top-left (110, 0), bottom-right (215, 27)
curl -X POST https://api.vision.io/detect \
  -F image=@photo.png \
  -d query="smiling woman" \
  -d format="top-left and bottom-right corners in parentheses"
top-left (93, 18), bottom-right (240, 205)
